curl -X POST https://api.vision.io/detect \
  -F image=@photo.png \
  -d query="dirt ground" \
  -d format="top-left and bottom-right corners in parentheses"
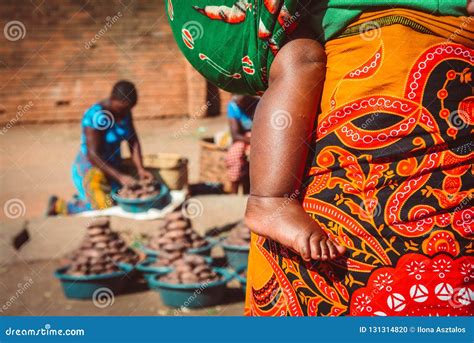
top-left (0, 260), bottom-right (245, 316)
top-left (0, 116), bottom-right (230, 218)
top-left (0, 117), bottom-right (248, 316)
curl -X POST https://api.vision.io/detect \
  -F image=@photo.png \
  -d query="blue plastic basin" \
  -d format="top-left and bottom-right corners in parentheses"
top-left (136, 257), bottom-right (172, 283)
top-left (112, 184), bottom-right (171, 213)
top-left (148, 268), bottom-right (233, 308)
top-left (54, 267), bottom-right (127, 300)
top-left (221, 242), bottom-right (249, 270)
top-left (234, 266), bottom-right (247, 293)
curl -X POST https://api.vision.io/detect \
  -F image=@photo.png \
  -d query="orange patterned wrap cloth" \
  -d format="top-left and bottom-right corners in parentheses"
top-left (245, 9), bottom-right (474, 316)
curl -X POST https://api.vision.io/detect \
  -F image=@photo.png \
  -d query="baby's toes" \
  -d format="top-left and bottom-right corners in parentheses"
top-left (326, 240), bottom-right (338, 259)
top-left (309, 234), bottom-right (321, 260)
top-left (295, 233), bottom-right (311, 261)
top-left (320, 239), bottom-right (329, 260)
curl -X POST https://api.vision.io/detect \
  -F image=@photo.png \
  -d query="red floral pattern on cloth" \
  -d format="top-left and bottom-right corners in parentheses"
top-left (350, 253), bottom-right (473, 316)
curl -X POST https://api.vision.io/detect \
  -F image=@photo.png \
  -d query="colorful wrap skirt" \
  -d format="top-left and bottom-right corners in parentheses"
top-left (244, 9), bottom-right (473, 316)
top-left (70, 152), bottom-right (116, 212)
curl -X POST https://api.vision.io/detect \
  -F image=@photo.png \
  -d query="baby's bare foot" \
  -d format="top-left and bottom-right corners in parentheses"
top-left (245, 195), bottom-right (346, 261)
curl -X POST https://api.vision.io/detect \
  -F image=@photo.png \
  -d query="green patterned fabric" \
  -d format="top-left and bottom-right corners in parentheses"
top-left (165, 0), bottom-right (468, 94)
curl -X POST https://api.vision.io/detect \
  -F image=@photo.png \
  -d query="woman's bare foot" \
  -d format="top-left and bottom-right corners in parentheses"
top-left (245, 195), bottom-right (346, 261)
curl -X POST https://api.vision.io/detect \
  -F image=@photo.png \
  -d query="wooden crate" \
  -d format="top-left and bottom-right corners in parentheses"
top-left (121, 153), bottom-right (188, 190)
top-left (199, 137), bottom-right (232, 192)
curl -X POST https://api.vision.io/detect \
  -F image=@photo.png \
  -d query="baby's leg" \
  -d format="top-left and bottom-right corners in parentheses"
top-left (245, 39), bottom-right (345, 261)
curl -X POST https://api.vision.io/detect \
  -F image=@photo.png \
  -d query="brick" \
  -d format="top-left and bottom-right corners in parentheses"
top-left (0, 0), bottom-right (232, 125)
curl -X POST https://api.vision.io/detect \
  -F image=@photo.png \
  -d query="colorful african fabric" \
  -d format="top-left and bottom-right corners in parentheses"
top-left (165, 0), bottom-right (468, 95)
top-left (244, 9), bottom-right (473, 316)
top-left (54, 163), bottom-right (114, 215)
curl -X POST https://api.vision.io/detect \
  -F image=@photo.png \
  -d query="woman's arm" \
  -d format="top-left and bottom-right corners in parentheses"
top-left (85, 127), bottom-right (135, 186)
top-left (245, 38), bottom-right (345, 261)
top-left (127, 117), bottom-right (153, 180)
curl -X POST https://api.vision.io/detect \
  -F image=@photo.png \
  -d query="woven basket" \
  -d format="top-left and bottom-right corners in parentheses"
top-left (199, 137), bottom-right (232, 192)
top-left (121, 153), bottom-right (188, 190)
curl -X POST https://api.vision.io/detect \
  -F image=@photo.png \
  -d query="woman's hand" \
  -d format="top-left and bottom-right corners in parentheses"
top-left (138, 168), bottom-right (154, 181)
top-left (118, 174), bottom-right (137, 187)
top-left (245, 195), bottom-right (346, 261)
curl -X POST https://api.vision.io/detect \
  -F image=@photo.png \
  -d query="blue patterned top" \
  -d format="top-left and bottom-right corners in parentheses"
top-left (79, 103), bottom-right (133, 166)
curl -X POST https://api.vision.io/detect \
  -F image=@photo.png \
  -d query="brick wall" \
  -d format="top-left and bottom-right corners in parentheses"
top-left (0, 0), bottom-right (231, 125)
